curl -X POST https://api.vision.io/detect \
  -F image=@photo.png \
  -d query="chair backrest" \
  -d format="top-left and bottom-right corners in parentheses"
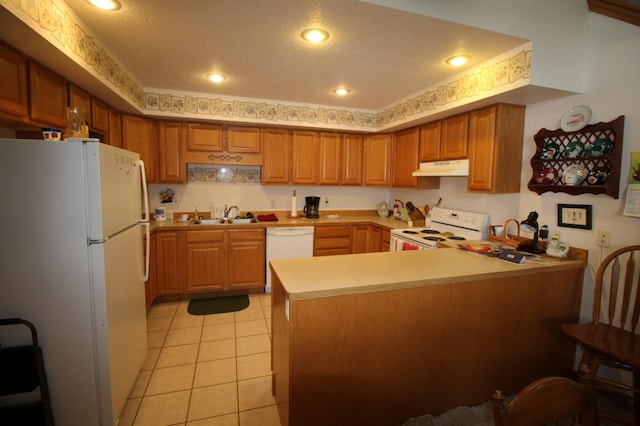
top-left (492, 376), bottom-right (592, 426)
top-left (592, 245), bottom-right (640, 332)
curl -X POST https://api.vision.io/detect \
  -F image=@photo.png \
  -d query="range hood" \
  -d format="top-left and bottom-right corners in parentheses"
top-left (412, 159), bottom-right (469, 177)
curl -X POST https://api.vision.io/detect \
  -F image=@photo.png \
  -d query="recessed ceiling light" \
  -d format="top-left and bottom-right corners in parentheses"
top-left (86, 0), bottom-right (121, 10)
top-left (207, 73), bottom-right (227, 83)
top-left (333, 88), bottom-right (350, 96)
top-left (446, 55), bottom-right (471, 67)
top-left (301, 28), bottom-right (329, 44)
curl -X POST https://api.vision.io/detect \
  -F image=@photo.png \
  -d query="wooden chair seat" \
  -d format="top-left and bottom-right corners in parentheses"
top-left (561, 323), bottom-right (640, 368)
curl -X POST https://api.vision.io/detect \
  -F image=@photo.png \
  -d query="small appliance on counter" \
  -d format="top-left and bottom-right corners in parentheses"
top-left (303, 196), bottom-right (320, 218)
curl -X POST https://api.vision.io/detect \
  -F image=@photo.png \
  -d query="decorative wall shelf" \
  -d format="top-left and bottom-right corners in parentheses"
top-left (528, 116), bottom-right (625, 199)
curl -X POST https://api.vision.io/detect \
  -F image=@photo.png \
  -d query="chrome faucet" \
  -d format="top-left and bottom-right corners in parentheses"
top-left (223, 205), bottom-right (238, 220)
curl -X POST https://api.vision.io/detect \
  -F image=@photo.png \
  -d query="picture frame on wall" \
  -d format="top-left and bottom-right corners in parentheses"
top-left (557, 204), bottom-right (593, 229)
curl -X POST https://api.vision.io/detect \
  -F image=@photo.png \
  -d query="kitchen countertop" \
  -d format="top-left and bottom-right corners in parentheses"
top-left (149, 211), bottom-right (412, 231)
top-left (270, 246), bottom-right (586, 301)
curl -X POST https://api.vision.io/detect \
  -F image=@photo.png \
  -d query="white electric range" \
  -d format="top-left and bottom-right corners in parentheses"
top-left (389, 206), bottom-right (490, 251)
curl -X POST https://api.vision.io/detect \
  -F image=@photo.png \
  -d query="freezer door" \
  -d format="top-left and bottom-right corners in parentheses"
top-left (84, 141), bottom-right (143, 239)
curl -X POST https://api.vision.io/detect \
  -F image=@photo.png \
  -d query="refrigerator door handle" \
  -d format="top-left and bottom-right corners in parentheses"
top-left (138, 160), bottom-right (150, 223)
top-left (142, 222), bottom-right (150, 282)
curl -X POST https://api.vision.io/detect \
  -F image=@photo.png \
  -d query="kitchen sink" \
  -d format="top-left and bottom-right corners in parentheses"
top-left (190, 218), bottom-right (257, 225)
top-left (229, 218), bottom-right (257, 224)
top-left (191, 219), bottom-right (224, 225)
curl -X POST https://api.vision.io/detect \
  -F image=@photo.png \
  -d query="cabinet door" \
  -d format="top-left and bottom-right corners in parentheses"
top-left (227, 126), bottom-right (260, 153)
top-left (107, 107), bottom-right (121, 147)
top-left (122, 115), bottom-right (158, 183)
top-left (351, 225), bottom-right (369, 254)
top-left (380, 229), bottom-right (390, 252)
top-left (318, 132), bottom-right (341, 185)
top-left (158, 121), bottom-right (186, 183)
top-left (419, 121), bottom-right (441, 162)
top-left (262, 128), bottom-right (292, 184)
top-left (369, 226), bottom-right (382, 253)
top-left (392, 127), bottom-right (420, 187)
top-left (29, 61), bottom-right (67, 127)
top-left (227, 229), bottom-right (265, 290)
top-left (187, 123), bottom-right (223, 151)
top-left (68, 84), bottom-right (91, 125)
top-left (0, 43), bottom-right (28, 118)
top-left (292, 130), bottom-right (319, 184)
top-left (156, 232), bottom-right (183, 296)
top-left (185, 230), bottom-right (225, 292)
top-left (441, 114), bottom-right (468, 160)
top-left (342, 134), bottom-right (363, 185)
top-left (363, 134), bottom-right (391, 186)
top-left (468, 104), bottom-right (524, 193)
top-left (91, 97), bottom-right (109, 133)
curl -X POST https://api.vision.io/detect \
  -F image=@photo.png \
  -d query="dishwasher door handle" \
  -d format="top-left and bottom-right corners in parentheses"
top-left (267, 227), bottom-right (314, 237)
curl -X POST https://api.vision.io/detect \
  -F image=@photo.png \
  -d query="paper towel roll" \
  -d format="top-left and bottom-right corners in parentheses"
top-left (291, 190), bottom-right (297, 217)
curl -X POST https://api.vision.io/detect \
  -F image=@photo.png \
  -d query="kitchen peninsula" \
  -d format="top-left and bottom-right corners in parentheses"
top-left (270, 248), bottom-right (587, 426)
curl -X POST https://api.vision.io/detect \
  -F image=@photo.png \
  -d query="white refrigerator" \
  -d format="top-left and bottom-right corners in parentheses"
top-left (0, 138), bottom-right (150, 425)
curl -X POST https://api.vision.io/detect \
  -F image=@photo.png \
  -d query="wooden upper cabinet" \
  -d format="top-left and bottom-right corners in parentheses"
top-left (91, 97), bottom-right (109, 133)
top-left (419, 121), bottom-right (441, 162)
top-left (292, 130), bottom-right (319, 184)
top-left (0, 42), bottom-right (28, 118)
top-left (467, 104), bottom-right (525, 193)
top-left (29, 61), bottom-right (68, 128)
top-left (318, 132), bottom-right (341, 185)
top-left (392, 127), bottom-right (420, 187)
top-left (262, 128), bottom-right (292, 184)
top-left (122, 114), bottom-right (158, 183)
top-left (68, 84), bottom-right (90, 124)
top-left (107, 107), bottom-right (121, 148)
top-left (342, 133), bottom-right (363, 185)
top-left (227, 126), bottom-right (260, 153)
top-left (441, 114), bottom-right (468, 160)
top-left (187, 123), bottom-right (223, 151)
top-left (392, 127), bottom-right (439, 189)
top-left (363, 134), bottom-right (392, 186)
top-left (158, 121), bottom-right (186, 183)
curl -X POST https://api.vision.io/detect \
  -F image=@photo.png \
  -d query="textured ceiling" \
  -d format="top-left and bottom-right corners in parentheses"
top-left (62, 0), bottom-right (527, 110)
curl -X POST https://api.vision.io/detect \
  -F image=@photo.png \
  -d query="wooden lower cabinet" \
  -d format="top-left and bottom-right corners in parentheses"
top-left (313, 225), bottom-right (351, 256)
top-left (352, 225), bottom-right (383, 253)
top-left (185, 230), bottom-right (225, 293)
top-left (156, 231), bottom-right (183, 296)
top-left (380, 229), bottom-right (390, 252)
top-left (227, 229), bottom-right (265, 290)
top-left (155, 228), bottom-right (265, 300)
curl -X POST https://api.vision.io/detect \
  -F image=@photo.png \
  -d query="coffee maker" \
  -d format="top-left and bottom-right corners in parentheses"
top-left (303, 196), bottom-right (320, 219)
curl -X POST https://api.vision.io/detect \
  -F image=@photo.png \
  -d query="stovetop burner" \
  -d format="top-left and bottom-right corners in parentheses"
top-left (424, 236), bottom-right (446, 242)
top-left (403, 230), bottom-right (419, 234)
top-left (420, 229), bottom-right (441, 234)
top-left (448, 236), bottom-right (466, 240)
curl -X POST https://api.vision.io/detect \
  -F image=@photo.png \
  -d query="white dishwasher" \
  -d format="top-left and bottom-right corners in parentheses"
top-left (265, 226), bottom-right (314, 293)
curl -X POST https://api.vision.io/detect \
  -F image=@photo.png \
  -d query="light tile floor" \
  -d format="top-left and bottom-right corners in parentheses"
top-left (118, 294), bottom-right (282, 426)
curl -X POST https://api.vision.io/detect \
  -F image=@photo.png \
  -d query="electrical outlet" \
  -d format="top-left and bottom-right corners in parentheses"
top-left (597, 230), bottom-right (611, 247)
top-left (324, 197), bottom-right (329, 207)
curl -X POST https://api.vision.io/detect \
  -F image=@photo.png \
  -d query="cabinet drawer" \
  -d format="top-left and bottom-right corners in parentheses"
top-left (186, 230), bottom-right (225, 243)
top-left (228, 228), bottom-right (265, 241)
top-left (314, 225), bottom-right (351, 238)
